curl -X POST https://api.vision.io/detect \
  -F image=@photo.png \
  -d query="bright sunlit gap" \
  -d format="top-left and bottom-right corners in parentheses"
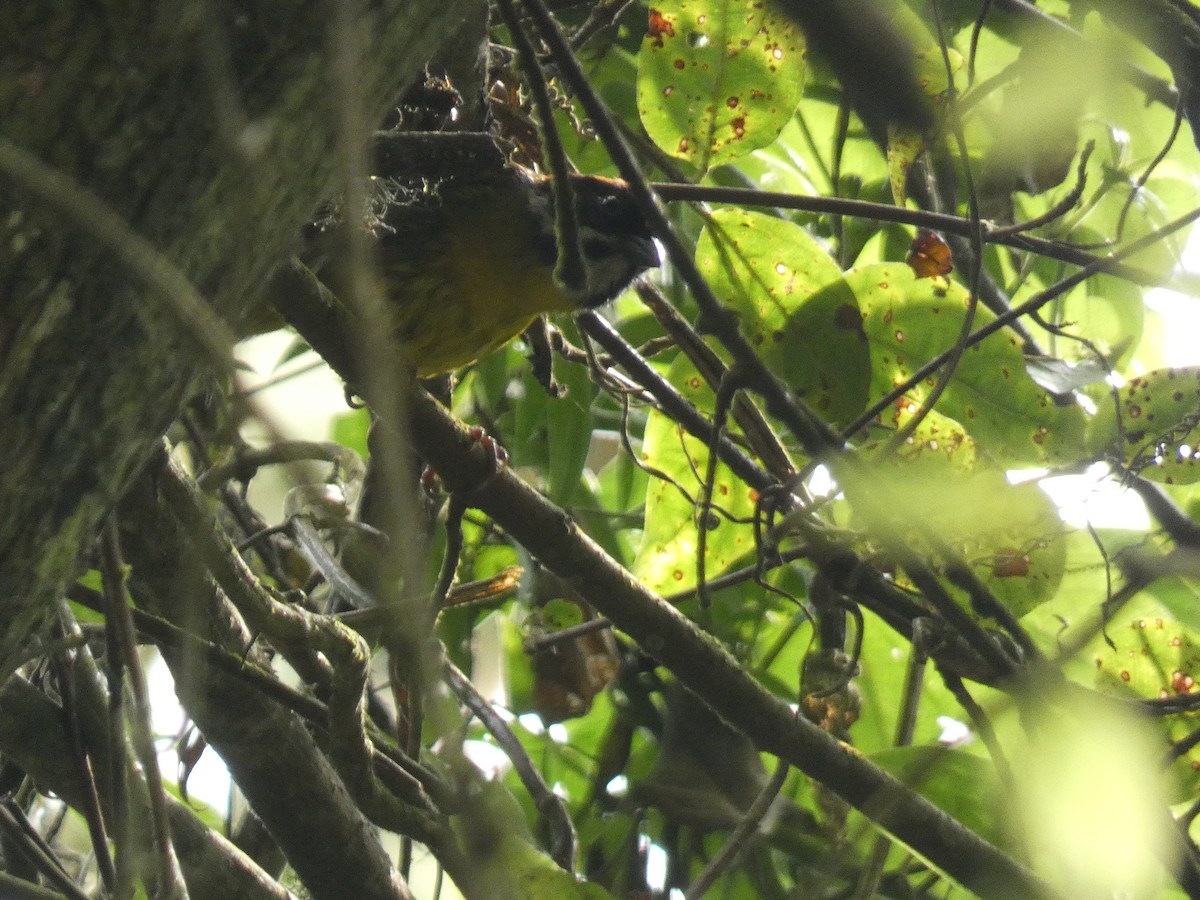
top-left (147, 660), bottom-right (234, 811)
top-left (1008, 462), bottom-right (1152, 530)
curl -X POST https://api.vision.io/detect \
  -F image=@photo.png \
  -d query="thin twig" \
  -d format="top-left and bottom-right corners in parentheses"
top-left (494, 0), bottom-right (586, 292)
top-left (578, 311), bottom-right (774, 492)
top-left (684, 758), bottom-right (790, 899)
top-left (196, 440), bottom-right (352, 491)
top-left (651, 182), bottom-right (1174, 287)
top-left (101, 522), bottom-right (188, 899)
top-left (0, 802), bottom-right (93, 900)
top-left (525, 615), bottom-right (613, 650)
top-left (569, 0), bottom-right (636, 49)
top-left (988, 141), bottom-right (1095, 239)
top-left (49, 608), bottom-right (116, 893)
top-left (697, 372), bottom-right (739, 608)
top-left (941, 670), bottom-right (1015, 793)
top-left (632, 284), bottom-right (796, 480)
top-left (443, 660), bottom-right (578, 872)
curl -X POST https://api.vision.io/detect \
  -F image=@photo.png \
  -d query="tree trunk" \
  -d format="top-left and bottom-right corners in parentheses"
top-left (0, 0), bottom-right (471, 667)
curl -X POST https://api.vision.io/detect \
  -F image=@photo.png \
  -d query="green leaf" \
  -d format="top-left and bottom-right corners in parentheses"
top-left (1147, 575), bottom-right (1200, 643)
top-left (70, 571), bottom-right (107, 624)
top-left (561, 47), bottom-right (641, 177)
top-left (68, 601), bottom-right (106, 625)
top-left (596, 440), bottom-right (648, 517)
top-left (632, 355), bottom-right (759, 596)
top-left (732, 119), bottom-right (830, 198)
top-left (977, 482), bottom-right (1068, 620)
top-left (850, 459), bottom-right (1067, 619)
top-left (1020, 529), bottom-right (1156, 664)
top-left (330, 407), bottom-right (371, 459)
top-left (850, 609), bottom-right (972, 752)
top-left (869, 747), bottom-right (1004, 848)
top-left (505, 358), bottom-right (595, 499)
top-left (885, 126), bottom-right (926, 209)
top-left (697, 208), bottom-right (870, 424)
top-left (887, 43), bottom-right (963, 206)
top-left (1030, 225), bottom-right (1144, 369)
top-left (454, 781), bottom-right (618, 899)
top-left (546, 354), bottom-right (598, 506)
top-left (1088, 367), bottom-right (1200, 484)
top-left (847, 263), bottom-right (1088, 465)
top-left (1073, 181), bottom-right (1185, 283)
top-left (1072, 271), bottom-right (1145, 367)
top-left (861, 402), bottom-right (980, 470)
top-left (540, 597), bottom-right (585, 630)
top-left (637, 0), bottom-right (805, 172)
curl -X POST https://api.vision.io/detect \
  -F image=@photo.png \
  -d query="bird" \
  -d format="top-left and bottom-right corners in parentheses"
top-left (302, 166), bottom-right (659, 378)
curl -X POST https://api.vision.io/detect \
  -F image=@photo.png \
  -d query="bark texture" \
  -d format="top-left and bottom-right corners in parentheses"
top-left (0, 1), bottom-right (470, 668)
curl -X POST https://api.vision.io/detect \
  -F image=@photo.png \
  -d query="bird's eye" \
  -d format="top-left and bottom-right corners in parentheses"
top-left (593, 194), bottom-right (633, 228)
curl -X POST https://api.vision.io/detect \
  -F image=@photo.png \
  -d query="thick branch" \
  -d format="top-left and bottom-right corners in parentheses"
top-left (278, 279), bottom-right (1057, 897)
top-left (116, 453), bottom-right (416, 900)
top-left (400, 390), bottom-right (1058, 899)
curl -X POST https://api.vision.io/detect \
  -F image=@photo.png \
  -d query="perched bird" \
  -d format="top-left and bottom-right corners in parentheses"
top-left (304, 167), bottom-right (659, 377)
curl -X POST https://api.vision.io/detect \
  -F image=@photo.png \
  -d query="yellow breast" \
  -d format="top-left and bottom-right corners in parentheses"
top-left (391, 196), bottom-right (569, 377)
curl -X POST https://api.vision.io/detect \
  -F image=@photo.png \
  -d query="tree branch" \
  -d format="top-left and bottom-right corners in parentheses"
top-left (117, 452), bottom-right (419, 900)
top-left (0, 674), bottom-right (294, 900)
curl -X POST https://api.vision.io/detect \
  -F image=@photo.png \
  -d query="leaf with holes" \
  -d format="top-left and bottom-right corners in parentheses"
top-left (697, 208), bottom-right (869, 425)
top-left (861, 397), bottom-right (978, 471)
top-left (1088, 367), bottom-right (1200, 484)
top-left (847, 263), bottom-right (1088, 465)
top-left (637, 0), bottom-right (805, 172)
top-left (1095, 615), bottom-right (1200, 795)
